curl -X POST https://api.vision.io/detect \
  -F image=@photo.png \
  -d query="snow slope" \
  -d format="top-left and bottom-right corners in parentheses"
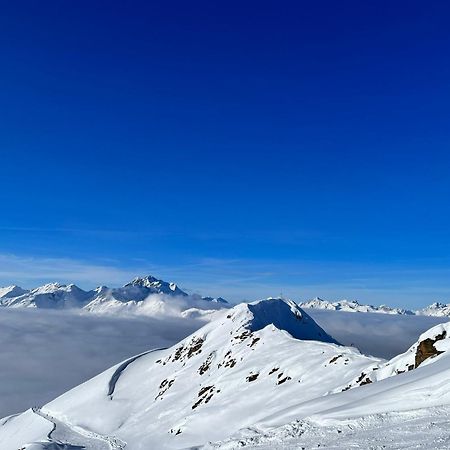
top-left (213, 346), bottom-right (450, 449)
top-left (0, 298), bottom-right (377, 450)
top-left (208, 323), bottom-right (450, 449)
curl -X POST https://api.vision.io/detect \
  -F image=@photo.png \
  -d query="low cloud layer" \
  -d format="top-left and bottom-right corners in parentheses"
top-left (308, 309), bottom-right (449, 359)
top-left (0, 308), bottom-right (203, 417)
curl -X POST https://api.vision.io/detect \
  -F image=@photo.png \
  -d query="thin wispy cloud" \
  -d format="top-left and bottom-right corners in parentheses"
top-left (0, 253), bottom-right (449, 308)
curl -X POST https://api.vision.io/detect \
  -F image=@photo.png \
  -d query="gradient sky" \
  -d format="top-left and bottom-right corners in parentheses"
top-left (1, 1), bottom-right (450, 307)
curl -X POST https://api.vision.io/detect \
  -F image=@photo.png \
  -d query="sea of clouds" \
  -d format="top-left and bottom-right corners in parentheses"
top-left (0, 305), bottom-right (448, 418)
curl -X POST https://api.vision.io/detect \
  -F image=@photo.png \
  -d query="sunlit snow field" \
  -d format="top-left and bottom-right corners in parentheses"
top-left (0, 307), bottom-right (447, 418)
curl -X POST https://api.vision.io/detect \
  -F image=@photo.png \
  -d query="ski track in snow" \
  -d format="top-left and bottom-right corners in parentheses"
top-left (107, 348), bottom-right (165, 398)
top-left (32, 407), bottom-right (126, 450)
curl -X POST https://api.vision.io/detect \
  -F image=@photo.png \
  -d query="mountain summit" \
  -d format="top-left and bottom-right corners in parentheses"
top-left (124, 275), bottom-right (188, 297)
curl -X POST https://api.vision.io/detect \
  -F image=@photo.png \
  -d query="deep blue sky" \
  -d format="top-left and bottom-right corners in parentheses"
top-left (1, 1), bottom-right (450, 306)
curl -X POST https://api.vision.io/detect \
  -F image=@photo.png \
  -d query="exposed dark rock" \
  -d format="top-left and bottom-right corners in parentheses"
top-left (415, 331), bottom-right (446, 368)
top-left (329, 354), bottom-right (343, 364)
top-left (218, 350), bottom-right (237, 369)
top-left (155, 378), bottom-right (175, 400)
top-left (199, 386), bottom-right (214, 397)
top-left (198, 352), bottom-right (214, 375)
top-left (246, 373), bottom-right (259, 382)
top-left (277, 376), bottom-right (292, 385)
top-left (169, 336), bottom-right (205, 364)
top-left (192, 385), bottom-right (217, 409)
top-left (233, 330), bottom-right (252, 343)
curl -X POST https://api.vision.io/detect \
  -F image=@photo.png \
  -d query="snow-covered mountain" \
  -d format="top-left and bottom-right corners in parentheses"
top-left (300, 296), bottom-right (450, 317)
top-left (0, 285), bottom-right (29, 299)
top-left (2, 279), bottom-right (449, 318)
top-left (0, 275), bottom-right (229, 317)
top-left (0, 298), bottom-right (377, 449)
top-left (417, 301), bottom-right (450, 317)
top-left (299, 297), bottom-right (415, 315)
top-left (0, 283), bottom-right (95, 309)
top-left (4, 297), bottom-right (450, 449)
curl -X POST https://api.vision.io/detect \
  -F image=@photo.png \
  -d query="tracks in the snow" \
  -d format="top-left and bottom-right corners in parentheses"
top-left (27, 348), bottom-right (166, 448)
top-left (32, 406), bottom-right (126, 450)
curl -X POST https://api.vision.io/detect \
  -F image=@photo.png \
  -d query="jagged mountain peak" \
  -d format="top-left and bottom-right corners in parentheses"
top-left (124, 275), bottom-right (188, 297)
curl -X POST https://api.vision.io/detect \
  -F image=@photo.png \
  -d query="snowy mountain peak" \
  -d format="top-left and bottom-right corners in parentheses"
top-left (0, 285), bottom-right (29, 299)
top-left (32, 282), bottom-right (65, 293)
top-left (229, 297), bottom-right (338, 343)
top-left (124, 275), bottom-right (188, 297)
top-left (418, 302), bottom-right (450, 316)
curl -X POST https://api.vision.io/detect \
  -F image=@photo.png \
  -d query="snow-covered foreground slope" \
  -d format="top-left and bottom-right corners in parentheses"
top-left (209, 321), bottom-right (450, 449)
top-left (212, 348), bottom-right (450, 449)
top-left (0, 298), bottom-right (378, 450)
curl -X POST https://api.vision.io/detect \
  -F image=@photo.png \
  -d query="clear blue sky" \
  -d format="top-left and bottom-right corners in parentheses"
top-left (1, 1), bottom-right (450, 307)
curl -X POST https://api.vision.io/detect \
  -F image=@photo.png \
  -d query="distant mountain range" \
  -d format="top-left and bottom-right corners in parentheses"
top-left (0, 275), bottom-right (228, 317)
top-left (0, 276), bottom-right (449, 317)
top-left (299, 296), bottom-right (450, 317)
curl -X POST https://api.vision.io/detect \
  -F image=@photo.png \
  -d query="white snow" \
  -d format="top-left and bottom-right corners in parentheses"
top-left (2, 280), bottom-right (450, 449)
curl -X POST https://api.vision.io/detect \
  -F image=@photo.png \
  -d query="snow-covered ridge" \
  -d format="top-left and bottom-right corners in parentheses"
top-left (0, 285), bottom-right (29, 299)
top-left (417, 301), bottom-right (450, 317)
top-left (299, 297), bottom-right (415, 315)
top-left (300, 296), bottom-right (450, 316)
top-left (0, 275), bottom-right (228, 316)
